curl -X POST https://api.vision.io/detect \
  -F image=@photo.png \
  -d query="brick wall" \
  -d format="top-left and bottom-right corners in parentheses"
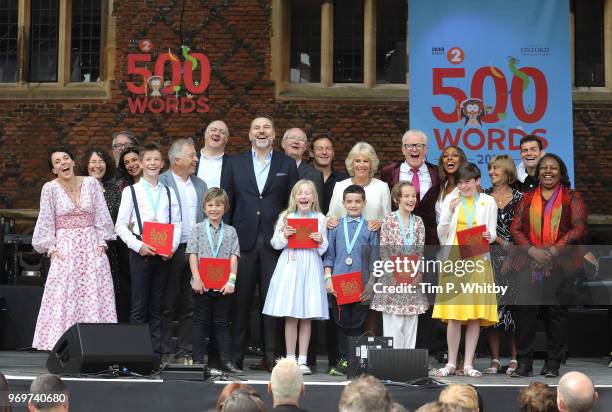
top-left (0, 0), bottom-right (610, 217)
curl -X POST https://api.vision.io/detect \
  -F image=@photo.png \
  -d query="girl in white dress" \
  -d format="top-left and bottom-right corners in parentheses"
top-left (263, 179), bottom-right (329, 374)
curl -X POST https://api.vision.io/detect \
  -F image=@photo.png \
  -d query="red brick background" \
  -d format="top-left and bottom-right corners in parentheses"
top-left (0, 0), bottom-right (610, 216)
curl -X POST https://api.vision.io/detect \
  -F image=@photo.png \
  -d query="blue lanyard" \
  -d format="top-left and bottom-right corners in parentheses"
top-left (292, 211), bottom-right (314, 218)
top-left (460, 194), bottom-right (479, 228)
top-left (142, 180), bottom-right (162, 219)
top-left (396, 211), bottom-right (414, 253)
top-left (343, 217), bottom-right (364, 256)
top-left (205, 219), bottom-right (224, 258)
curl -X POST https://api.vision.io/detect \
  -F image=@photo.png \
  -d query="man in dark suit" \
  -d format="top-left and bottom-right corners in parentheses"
top-left (380, 129), bottom-right (439, 245)
top-left (311, 135), bottom-right (349, 215)
top-left (281, 128), bottom-right (324, 204)
top-left (196, 120), bottom-right (230, 190)
top-left (225, 116), bottom-right (300, 371)
top-left (380, 129), bottom-right (440, 353)
top-left (159, 138), bottom-right (208, 365)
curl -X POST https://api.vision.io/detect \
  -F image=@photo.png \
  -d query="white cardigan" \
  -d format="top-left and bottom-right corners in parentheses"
top-left (437, 187), bottom-right (498, 246)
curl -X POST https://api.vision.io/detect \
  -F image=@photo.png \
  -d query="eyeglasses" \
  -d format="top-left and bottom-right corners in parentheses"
top-left (113, 143), bottom-right (134, 150)
top-left (403, 143), bottom-right (426, 151)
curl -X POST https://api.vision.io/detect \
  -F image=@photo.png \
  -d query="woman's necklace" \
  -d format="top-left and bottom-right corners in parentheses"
top-left (352, 177), bottom-right (372, 188)
top-left (492, 185), bottom-right (512, 206)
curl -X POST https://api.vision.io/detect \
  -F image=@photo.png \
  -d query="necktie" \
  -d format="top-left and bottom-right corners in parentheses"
top-left (411, 168), bottom-right (421, 205)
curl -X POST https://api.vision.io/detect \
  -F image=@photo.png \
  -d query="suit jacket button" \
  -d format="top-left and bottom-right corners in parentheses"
top-left (257, 211), bottom-right (260, 215)
top-left (259, 195), bottom-right (262, 199)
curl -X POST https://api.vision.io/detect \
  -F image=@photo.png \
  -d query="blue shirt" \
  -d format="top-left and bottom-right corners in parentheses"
top-left (323, 216), bottom-right (380, 284)
top-left (252, 149), bottom-right (273, 194)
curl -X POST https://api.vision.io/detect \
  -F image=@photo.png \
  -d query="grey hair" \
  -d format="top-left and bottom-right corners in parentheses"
top-left (112, 130), bottom-right (138, 146)
top-left (29, 374), bottom-right (68, 410)
top-left (282, 128), bottom-right (307, 142)
top-left (338, 375), bottom-right (392, 412)
top-left (270, 357), bottom-right (303, 402)
top-left (168, 138), bottom-right (195, 163)
top-left (402, 129), bottom-right (428, 145)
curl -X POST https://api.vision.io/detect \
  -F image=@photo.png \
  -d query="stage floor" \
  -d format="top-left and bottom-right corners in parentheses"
top-left (1, 351), bottom-right (611, 411)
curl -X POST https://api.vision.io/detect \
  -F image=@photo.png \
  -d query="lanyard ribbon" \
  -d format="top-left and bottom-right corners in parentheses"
top-left (142, 180), bottom-right (162, 219)
top-left (343, 217), bottom-right (364, 256)
top-left (396, 211), bottom-right (414, 253)
top-left (205, 219), bottom-right (224, 258)
top-left (460, 194), bottom-right (479, 228)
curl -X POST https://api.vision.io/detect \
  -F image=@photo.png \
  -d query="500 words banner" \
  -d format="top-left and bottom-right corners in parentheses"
top-left (409, 0), bottom-right (573, 187)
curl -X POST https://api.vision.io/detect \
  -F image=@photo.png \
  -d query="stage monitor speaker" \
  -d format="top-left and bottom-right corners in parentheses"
top-left (347, 336), bottom-right (394, 378)
top-left (47, 323), bottom-right (156, 375)
top-left (367, 349), bottom-right (429, 382)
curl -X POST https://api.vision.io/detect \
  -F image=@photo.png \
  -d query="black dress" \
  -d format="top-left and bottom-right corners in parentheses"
top-left (485, 187), bottom-right (523, 331)
top-left (102, 180), bottom-right (122, 295)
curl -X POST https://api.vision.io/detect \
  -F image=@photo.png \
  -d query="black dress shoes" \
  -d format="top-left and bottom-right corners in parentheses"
top-left (224, 361), bottom-right (245, 375)
top-left (510, 365), bottom-right (534, 377)
top-left (540, 366), bottom-right (560, 377)
top-left (249, 358), bottom-right (273, 372)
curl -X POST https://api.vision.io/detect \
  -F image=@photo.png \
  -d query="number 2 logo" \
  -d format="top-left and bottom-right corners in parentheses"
top-left (447, 47), bottom-right (464, 65)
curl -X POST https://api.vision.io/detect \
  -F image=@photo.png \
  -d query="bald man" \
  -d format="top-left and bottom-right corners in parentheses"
top-left (196, 120), bottom-right (231, 190)
top-left (557, 371), bottom-right (598, 412)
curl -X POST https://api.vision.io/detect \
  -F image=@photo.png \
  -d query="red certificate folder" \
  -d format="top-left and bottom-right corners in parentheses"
top-left (287, 218), bottom-right (318, 249)
top-left (332, 271), bottom-right (363, 305)
top-left (199, 257), bottom-right (231, 290)
top-left (456, 224), bottom-right (490, 258)
top-left (390, 255), bottom-right (420, 285)
top-left (142, 222), bottom-right (174, 257)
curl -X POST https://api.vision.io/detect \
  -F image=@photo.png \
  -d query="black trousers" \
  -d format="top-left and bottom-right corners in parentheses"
top-left (192, 290), bottom-right (231, 363)
top-left (161, 244), bottom-right (193, 355)
top-left (129, 252), bottom-right (169, 356)
top-left (330, 296), bottom-right (368, 360)
top-left (231, 232), bottom-right (280, 363)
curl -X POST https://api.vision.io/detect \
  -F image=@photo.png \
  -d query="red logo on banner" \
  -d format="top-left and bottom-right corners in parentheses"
top-left (447, 47), bottom-right (464, 64)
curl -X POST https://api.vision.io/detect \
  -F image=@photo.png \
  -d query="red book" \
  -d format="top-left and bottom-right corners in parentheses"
top-left (456, 224), bottom-right (490, 258)
top-left (142, 221), bottom-right (174, 257)
top-left (287, 218), bottom-right (318, 249)
top-left (332, 271), bottom-right (363, 305)
top-left (199, 257), bottom-right (231, 290)
top-left (390, 255), bottom-right (420, 285)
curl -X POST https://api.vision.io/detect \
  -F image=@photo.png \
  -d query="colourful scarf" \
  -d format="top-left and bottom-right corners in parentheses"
top-left (528, 185), bottom-right (562, 282)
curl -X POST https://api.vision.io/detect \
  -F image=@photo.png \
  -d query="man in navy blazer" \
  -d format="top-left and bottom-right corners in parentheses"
top-left (225, 116), bottom-right (299, 370)
top-left (158, 138), bottom-right (208, 364)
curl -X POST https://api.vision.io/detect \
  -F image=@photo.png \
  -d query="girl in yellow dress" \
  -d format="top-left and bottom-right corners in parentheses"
top-left (433, 163), bottom-right (498, 377)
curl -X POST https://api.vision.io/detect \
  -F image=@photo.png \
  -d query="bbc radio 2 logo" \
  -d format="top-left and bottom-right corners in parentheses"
top-left (126, 40), bottom-right (210, 114)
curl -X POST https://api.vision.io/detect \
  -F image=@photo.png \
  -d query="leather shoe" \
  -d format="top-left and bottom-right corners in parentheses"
top-left (510, 365), bottom-right (533, 377)
top-left (541, 366), bottom-right (559, 377)
top-left (249, 359), bottom-right (273, 372)
top-left (224, 361), bottom-right (245, 375)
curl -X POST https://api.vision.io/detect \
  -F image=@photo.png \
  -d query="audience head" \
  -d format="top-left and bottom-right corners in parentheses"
top-left (220, 389), bottom-right (266, 412)
top-left (112, 131), bottom-right (138, 165)
top-left (338, 375), bottom-right (392, 412)
top-left (519, 135), bottom-right (544, 173)
top-left (168, 138), bottom-right (197, 175)
top-left (249, 116), bottom-right (275, 151)
top-left (402, 129), bottom-right (429, 169)
top-left (535, 153), bottom-right (571, 189)
top-left (345, 142), bottom-right (379, 179)
top-left (27, 374), bottom-right (68, 412)
top-left (282, 128), bottom-right (309, 162)
top-left (268, 357), bottom-right (304, 407)
top-left (204, 120), bottom-right (229, 154)
top-left (391, 401), bottom-right (408, 412)
top-left (415, 401), bottom-right (471, 412)
top-left (438, 146), bottom-right (467, 183)
top-left (518, 382), bottom-right (556, 412)
top-left (0, 372), bottom-right (11, 412)
top-left (439, 384), bottom-right (479, 412)
top-left (557, 371), bottom-right (598, 412)
top-left (117, 146), bottom-right (142, 183)
top-left (216, 383), bottom-right (260, 412)
top-left (79, 146), bottom-right (116, 183)
top-left (311, 135), bottom-right (337, 169)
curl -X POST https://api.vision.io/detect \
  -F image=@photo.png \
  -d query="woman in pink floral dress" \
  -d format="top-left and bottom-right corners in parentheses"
top-left (371, 182), bottom-right (429, 349)
top-left (32, 147), bottom-right (117, 350)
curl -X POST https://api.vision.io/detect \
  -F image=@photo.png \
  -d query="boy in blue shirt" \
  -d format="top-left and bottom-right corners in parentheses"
top-left (323, 185), bottom-right (379, 376)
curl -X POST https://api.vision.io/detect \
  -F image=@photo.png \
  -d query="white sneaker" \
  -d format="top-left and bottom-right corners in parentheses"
top-left (298, 364), bottom-right (312, 375)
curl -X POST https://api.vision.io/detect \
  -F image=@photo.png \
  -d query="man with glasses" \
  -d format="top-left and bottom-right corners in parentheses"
top-left (196, 120), bottom-right (231, 190)
top-left (159, 138), bottom-right (209, 366)
top-left (281, 128), bottom-right (324, 204)
top-left (111, 130), bottom-right (139, 166)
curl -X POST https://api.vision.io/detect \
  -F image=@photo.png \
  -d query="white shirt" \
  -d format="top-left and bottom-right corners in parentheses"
top-left (399, 161), bottom-right (432, 200)
top-left (327, 178), bottom-right (392, 221)
top-left (115, 179), bottom-right (182, 254)
top-left (197, 150), bottom-right (223, 189)
top-left (172, 172), bottom-right (198, 244)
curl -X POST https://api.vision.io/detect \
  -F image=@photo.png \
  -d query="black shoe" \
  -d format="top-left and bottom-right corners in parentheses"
top-left (541, 366), bottom-right (559, 377)
top-left (223, 361), bottom-right (245, 375)
top-left (510, 365), bottom-right (533, 377)
top-left (249, 359), bottom-right (273, 372)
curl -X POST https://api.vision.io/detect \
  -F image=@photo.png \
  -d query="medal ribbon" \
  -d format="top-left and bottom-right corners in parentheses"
top-left (460, 194), bottom-right (479, 228)
top-left (142, 180), bottom-right (162, 219)
top-left (205, 218), bottom-right (224, 258)
top-left (343, 217), bottom-right (364, 257)
top-left (396, 211), bottom-right (414, 253)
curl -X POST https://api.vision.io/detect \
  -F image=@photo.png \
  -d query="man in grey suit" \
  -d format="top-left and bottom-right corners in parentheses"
top-left (159, 138), bottom-right (207, 364)
top-left (281, 128), bottom-right (324, 204)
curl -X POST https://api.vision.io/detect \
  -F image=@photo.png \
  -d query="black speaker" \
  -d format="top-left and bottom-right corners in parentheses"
top-left (367, 349), bottom-right (429, 382)
top-left (347, 336), bottom-right (394, 378)
top-left (46, 323), bottom-right (156, 375)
